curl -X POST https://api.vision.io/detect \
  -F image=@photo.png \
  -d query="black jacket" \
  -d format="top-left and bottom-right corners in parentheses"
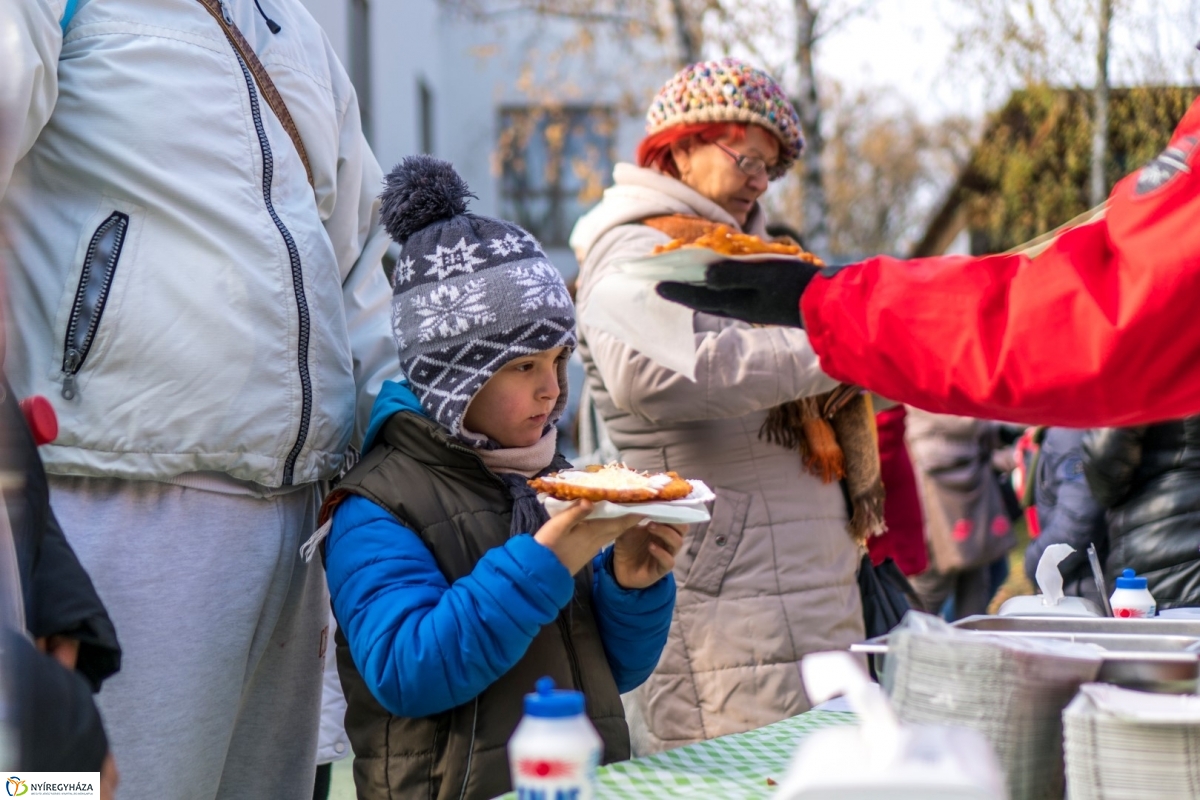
top-left (2, 379), bottom-right (120, 689)
top-left (1083, 417), bottom-right (1200, 607)
top-left (1, 375), bottom-right (120, 770)
top-left (6, 629), bottom-right (108, 771)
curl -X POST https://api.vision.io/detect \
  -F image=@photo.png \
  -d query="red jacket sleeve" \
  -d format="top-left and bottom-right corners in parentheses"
top-left (802, 95), bottom-right (1200, 427)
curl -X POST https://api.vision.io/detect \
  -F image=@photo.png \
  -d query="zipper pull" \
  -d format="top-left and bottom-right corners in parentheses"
top-left (62, 349), bottom-right (81, 400)
top-left (219, 0), bottom-right (233, 24)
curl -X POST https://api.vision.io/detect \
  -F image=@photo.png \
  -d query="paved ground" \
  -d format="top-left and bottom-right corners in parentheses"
top-left (330, 758), bottom-right (356, 799)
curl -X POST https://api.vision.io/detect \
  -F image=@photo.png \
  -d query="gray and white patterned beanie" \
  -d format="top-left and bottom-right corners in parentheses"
top-left (380, 155), bottom-right (576, 441)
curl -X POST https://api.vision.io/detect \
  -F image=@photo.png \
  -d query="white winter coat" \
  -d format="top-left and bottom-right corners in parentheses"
top-left (0, 0), bottom-right (399, 487)
top-left (572, 164), bottom-right (865, 754)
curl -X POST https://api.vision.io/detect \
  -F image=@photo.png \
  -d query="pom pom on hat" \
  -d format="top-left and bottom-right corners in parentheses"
top-left (380, 155), bottom-right (477, 243)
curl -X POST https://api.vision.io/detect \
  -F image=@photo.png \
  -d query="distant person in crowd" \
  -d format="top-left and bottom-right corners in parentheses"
top-left (656, 90), bottom-right (1200, 428)
top-left (870, 405), bottom-right (927, 577)
top-left (905, 410), bottom-right (1017, 620)
top-left (1083, 417), bottom-right (1200, 609)
top-left (570, 58), bottom-right (873, 754)
top-left (1, 1), bottom-right (399, 797)
top-left (322, 158), bottom-right (679, 800)
top-left (1021, 428), bottom-right (1108, 605)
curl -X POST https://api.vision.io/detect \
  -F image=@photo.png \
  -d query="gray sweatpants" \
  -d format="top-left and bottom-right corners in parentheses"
top-left (50, 476), bottom-right (328, 800)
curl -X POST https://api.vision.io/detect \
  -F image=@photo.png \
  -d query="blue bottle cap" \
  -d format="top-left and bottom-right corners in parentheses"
top-left (1115, 568), bottom-right (1148, 590)
top-left (523, 677), bottom-right (585, 719)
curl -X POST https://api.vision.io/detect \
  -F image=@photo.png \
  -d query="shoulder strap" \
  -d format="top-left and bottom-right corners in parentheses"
top-left (60, 0), bottom-right (79, 33)
top-left (193, 0), bottom-right (315, 189)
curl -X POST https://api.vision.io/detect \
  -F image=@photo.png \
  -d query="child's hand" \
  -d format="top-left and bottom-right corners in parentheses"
top-left (612, 521), bottom-right (687, 589)
top-left (535, 500), bottom-right (644, 575)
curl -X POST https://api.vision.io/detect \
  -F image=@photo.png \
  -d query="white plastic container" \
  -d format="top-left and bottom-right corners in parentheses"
top-left (1110, 569), bottom-right (1157, 619)
top-left (509, 677), bottom-right (601, 800)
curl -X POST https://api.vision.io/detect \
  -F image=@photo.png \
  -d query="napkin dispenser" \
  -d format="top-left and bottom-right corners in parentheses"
top-left (998, 544), bottom-right (1102, 617)
top-left (773, 652), bottom-right (1006, 800)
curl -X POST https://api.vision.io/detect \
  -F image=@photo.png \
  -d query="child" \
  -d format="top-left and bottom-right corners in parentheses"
top-left (321, 157), bottom-right (683, 800)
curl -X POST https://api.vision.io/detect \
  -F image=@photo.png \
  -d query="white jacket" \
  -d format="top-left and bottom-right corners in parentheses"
top-left (0, 0), bottom-right (399, 487)
top-left (572, 165), bottom-right (862, 754)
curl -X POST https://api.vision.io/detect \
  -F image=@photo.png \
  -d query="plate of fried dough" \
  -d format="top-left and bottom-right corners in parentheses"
top-left (530, 464), bottom-right (715, 524)
top-left (618, 225), bottom-right (825, 283)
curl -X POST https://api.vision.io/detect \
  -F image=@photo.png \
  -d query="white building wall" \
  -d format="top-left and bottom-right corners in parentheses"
top-left (297, 0), bottom-right (670, 277)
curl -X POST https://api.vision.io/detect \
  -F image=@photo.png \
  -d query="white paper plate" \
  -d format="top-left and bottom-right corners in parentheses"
top-left (539, 480), bottom-right (714, 524)
top-left (619, 248), bottom-right (817, 283)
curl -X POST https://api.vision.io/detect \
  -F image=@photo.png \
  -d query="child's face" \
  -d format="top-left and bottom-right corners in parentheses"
top-left (463, 347), bottom-right (569, 448)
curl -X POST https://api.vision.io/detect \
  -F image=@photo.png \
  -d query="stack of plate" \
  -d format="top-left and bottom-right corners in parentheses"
top-left (886, 618), bottom-right (1103, 800)
top-left (1064, 683), bottom-right (1200, 799)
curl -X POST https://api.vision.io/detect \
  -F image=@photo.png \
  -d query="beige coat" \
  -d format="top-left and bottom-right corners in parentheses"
top-left (571, 164), bottom-right (865, 753)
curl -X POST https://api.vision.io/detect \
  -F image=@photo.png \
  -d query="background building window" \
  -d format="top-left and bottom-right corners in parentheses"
top-left (497, 106), bottom-right (616, 247)
top-left (418, 79), bottom-right (435, 155)
top-left (348, 0), bottom-right (372, 143)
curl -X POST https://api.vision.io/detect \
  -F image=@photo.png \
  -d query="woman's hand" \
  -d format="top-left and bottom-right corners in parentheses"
top-left (535, 501), bottom-right (644, 575)
top-left (612, 521), bottom-right (687, 589)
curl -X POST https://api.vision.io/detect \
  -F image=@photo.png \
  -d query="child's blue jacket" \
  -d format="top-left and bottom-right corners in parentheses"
top-left (325, 381), bottom-right (676, 719)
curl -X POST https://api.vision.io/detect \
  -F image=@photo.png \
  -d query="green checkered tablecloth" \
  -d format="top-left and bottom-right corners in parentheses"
top-left (496, 709), bottom-right (857, 799)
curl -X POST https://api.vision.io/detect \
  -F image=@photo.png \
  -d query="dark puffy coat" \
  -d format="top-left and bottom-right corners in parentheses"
top-left (326, 410), bottom-right (629, 800)
top-left (1023, 428), bottom-right (1107, 604)
top-left (1083, 417), bottom-right (1200, 607)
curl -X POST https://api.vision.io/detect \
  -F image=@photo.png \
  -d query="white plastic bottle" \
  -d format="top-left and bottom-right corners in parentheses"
top-left (1110, 569), bottom-right (1157, 618)
top-left (509, 677), bottom-right (601, 800)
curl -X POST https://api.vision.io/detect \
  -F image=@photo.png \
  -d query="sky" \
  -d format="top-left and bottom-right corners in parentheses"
top-left (812, 0), bottom-right (1200, 122)
top-left (817, 0), bottom-right (981, 119)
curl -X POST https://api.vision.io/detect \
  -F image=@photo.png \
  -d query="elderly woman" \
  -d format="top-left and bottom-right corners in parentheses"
top-left (570, 58), bottom-right (869, 754)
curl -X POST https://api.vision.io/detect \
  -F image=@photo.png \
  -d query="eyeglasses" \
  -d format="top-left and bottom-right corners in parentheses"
top-left (713, 142), bottom-right (775, 178)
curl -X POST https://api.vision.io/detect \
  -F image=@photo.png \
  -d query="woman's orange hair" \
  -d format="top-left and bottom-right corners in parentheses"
top-left (635, 122), bottom-right (748, 180)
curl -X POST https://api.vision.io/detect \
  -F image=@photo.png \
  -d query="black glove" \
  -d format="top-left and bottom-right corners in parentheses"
top-left (655, 259), bottom-right (820, 327)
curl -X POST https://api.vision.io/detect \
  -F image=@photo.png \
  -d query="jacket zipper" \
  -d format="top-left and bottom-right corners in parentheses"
top-left (446, 433), bottom-right (587, 691)
top-left (61, 212), bottom-right (130, 400)
top-left (223, 13), bottom-right (313, 485)
top-left (558, 615), bottom-right (586, 694)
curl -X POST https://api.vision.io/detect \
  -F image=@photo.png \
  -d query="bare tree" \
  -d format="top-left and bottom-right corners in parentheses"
top-left (949, 0), bottom-right (1200, 202)
top-left (444, 0), bottom-right (702, 67)
top-left (1090, 0), bottom-right (1112, 205)
top-left (794, 2), bottom-right (829, 257)
top-left (767, 83), bottom-right (974, 258)
top-left (791, 0), bottom-right (876, 258)
top-left (669, 0), bottom-right (701, 65)
top-left (445, 0), bottom-right (888, 259)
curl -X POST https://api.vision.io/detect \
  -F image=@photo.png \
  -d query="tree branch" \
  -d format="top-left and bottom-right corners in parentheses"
top-left (812, 0), bottom-right (877, 43)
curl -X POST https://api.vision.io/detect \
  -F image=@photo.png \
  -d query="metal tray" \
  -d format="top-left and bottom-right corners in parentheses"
top-left (850, 615), bottom-right (1200, 694)
top-left (954, 615), bottom-right (1200, 637)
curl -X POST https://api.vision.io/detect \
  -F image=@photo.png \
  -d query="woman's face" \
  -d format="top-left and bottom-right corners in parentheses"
top-left (670, 126), bottom-right (780, 226)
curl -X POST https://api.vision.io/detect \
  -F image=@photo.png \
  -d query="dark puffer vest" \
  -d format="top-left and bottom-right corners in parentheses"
top-left (324, 411), bottom-right (629, 800)
top-left (1083, 416), bottom-right (1200, 607)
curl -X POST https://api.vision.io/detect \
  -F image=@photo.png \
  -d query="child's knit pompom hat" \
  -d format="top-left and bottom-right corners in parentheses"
top-left (380, 155), bottom-right (576, 443)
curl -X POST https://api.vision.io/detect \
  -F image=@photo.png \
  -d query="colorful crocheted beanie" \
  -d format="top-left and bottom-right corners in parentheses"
top-left (645, 57), bottom-right (804, 179)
